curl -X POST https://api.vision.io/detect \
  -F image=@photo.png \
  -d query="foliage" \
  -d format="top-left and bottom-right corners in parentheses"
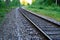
top-left (32, 0), bottom-right (60, 6)
top-left (27, 0), bottom-right (60, 21)
top-left (27, 7), bottom-right (60, 21)
top-left (0, 0), bottom-right (20, 24)
top-left (0, 0), bottom-right (6, 8)
top-left (0, 0), bottom-right (20, 8)
top-left (10, 0), bottom-right (20, 6)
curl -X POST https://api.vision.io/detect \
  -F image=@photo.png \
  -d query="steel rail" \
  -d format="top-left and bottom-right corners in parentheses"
top-left (19, 8), bottom-right (52, 40)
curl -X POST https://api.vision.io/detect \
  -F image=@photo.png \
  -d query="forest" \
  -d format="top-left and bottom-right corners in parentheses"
top-left (0, 0), bottom-right (20, 24)
top-left (27, 0), bottom-right (60, 22)
top-left (0, 0), bottom-right (60, 24)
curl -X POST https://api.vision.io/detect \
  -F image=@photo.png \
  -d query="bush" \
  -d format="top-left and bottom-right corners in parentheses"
top-left (39, 6), bottom-right (44, 9)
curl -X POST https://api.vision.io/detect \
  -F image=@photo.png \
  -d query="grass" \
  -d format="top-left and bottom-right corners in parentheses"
top-left (0, 6), bottom-right (20, 24)
top-left (26, 6), bottom-right (60, 22)
top-left (0, 8), bottom-right (11, 24)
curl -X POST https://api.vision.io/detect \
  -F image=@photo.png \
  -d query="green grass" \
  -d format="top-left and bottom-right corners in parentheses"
top-left (0, 8), bottom-right (11, 24)
top-left (26, 7), bottom-right (60, 22)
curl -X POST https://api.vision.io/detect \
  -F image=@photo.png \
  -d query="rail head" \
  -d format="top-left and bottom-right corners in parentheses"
top-left (19, 8), bottom-right (52, 40)
top-left (21, 8), bottom-right (60, 27)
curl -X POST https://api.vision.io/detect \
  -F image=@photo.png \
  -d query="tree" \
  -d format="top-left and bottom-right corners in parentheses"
top-left (10, 0), bottom-right (20, 6)
top-left (6, 0), bottom-right (10, 7)
top-left (0, 0), bottom-right (6, 8)
top-left (57, 0), bottom-right (60, 5)
top-left (56, 0), bottom-right (57, 5)
top-left (0, 0), bottom-right (2, 7)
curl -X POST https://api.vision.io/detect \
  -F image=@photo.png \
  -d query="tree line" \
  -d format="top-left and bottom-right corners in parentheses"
top-left (0, 0), bottom-right (20, 8)
top-left (32, 0), bottom-right (60, 6)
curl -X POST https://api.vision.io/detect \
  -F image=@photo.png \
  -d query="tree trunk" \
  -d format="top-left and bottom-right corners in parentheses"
top-left (56, 0), bottom-right (57, 5)
top-left (6, 0), bottom-right (10, 7)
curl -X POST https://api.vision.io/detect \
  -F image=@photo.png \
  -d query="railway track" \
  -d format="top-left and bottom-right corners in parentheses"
top-left (19, 8), bottom-right (60, 40)
top-left (19, 8), bottom-right (51, 40)
top-left (0, 8), bottom-right (49, 40)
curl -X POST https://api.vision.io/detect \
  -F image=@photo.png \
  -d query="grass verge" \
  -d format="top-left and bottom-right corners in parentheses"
top-left (0, 8), bottom-right (11, 24)
top-left (26, 7), bottom-right (60, 22)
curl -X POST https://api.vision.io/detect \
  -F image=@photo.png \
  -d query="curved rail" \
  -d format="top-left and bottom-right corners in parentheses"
top-left (19, 8), bottom-right (52, 40)
top-left (19, 8), bottom-right (60, 40)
